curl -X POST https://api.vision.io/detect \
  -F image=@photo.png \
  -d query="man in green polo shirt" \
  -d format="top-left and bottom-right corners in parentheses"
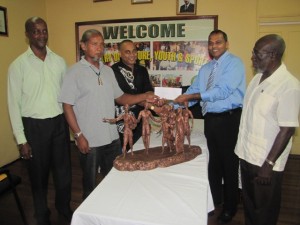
top-left (7, 17), bottom-right (72, 225)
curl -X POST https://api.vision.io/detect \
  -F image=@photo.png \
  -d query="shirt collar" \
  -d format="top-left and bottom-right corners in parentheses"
top-left (80, 56), bottom-right (104, 68)
top-left (213, 50), bottom-right (229, 65)
top-left (118, 59), bottom-right (136, 71)
top-left (260, 63), bottom-right (286, 84)
top-left (26, 46), bottom-right (52, 57)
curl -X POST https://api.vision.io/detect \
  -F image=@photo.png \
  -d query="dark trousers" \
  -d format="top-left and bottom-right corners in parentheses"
top-left (22, 114), bottom-right (72, 224)
top-left (204, 109), bottom-right (241, 213)
top-left (240, 160), bottom-right (283, 225)
top-left (79, 139), bottom-right (121, 199)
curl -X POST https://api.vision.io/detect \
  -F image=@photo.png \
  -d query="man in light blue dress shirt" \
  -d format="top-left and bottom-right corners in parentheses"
top-left (174, 29), bottom-right (246, 224)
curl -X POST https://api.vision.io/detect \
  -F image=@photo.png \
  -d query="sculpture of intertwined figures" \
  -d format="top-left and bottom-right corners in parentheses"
top-left (103, 100), bottom-right (193, 158)
top-left (148, 99), bottom-right (192, 155)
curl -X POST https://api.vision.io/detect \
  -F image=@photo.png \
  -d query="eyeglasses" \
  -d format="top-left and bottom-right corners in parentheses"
top-left (252, 50), bottom-right (273, 59)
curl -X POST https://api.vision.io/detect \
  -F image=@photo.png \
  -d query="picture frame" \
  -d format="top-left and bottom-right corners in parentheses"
top-left (93, 0), bottom-right (112, 2)
top-left (131, 0), bottom-right (153, 4)
top-left (0, 6), bottom-right (8, 36)
top-left (177, 0), bottom-right (197, 15)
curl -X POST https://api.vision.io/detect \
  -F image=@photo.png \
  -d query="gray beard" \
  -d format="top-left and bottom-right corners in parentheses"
top-left (255, 68), bottom-right (263, 74)
top-left (92, 56), bottom-right (100, 62)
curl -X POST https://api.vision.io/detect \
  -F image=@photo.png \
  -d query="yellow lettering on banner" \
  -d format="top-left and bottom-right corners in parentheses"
top-left (153, 51), bottom-right (207, 65)
top-left (185, 54), bottom-right (192, 63)
top-left (177, 53), bottom-right (183, 62)
top-left (154, 51), bottom-right (177, 61)
top-left (183, 54), bottom-right (208, 65)
top-left (194, 55), bottom-right (207, 65)
top-left (103, 54), bottom-right (111, 63)
top-left (112, 53), bottom-right (120, 61)
top-left (169, 52), bottom-right (176, 61)
top-left (138, 51), bottom-right (150, 60)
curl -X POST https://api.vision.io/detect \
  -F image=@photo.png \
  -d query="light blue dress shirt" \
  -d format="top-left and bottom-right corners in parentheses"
top-left (185, 51), bottom-right (246, 113)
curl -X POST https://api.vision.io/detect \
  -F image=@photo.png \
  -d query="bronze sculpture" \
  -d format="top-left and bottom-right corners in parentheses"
top-left (183, 101), bottom-right (194, 148)
top-left (137, 102), bottom-right (160, 154)
top-left (103, 104), bottom-right (137, 157)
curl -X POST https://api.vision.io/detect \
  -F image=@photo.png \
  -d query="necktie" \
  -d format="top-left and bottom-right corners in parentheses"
top-left (202, 61), bottom-right (218, 115)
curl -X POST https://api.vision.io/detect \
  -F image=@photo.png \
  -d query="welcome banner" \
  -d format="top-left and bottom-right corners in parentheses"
top-left (76, 16), bottom-right (217, 87)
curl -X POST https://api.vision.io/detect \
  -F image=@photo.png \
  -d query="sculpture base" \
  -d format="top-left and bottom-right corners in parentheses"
top-left (113, 145), bottom-right (201, 171)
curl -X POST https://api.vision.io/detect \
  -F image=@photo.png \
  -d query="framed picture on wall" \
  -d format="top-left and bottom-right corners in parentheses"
top-left (0, 6), bottom-right (8, 36)
top-left (93, 0), bottom-right (112, 2)
top-left (131, 0), bottom-right (153, 4)
top-left (177, 0), bottom-right (197, 15)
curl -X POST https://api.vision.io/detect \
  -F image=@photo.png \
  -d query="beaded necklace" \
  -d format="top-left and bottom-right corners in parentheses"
top-left (90, 65), bottom-right (103, 85)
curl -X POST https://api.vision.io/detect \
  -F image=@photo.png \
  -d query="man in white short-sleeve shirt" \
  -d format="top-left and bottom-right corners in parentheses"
top-left (235, 34), bottom-right (300, 225)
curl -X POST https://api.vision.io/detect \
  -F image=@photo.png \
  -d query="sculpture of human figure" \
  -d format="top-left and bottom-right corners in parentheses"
top-left (103, 104), bottom-right (137, 157)
top-left (137, 102), bottom-right (160, 154)
top-left (183, 101), bottom-right (194, 147)
top-left (175, 107), bottom-right (185, 154)
top-left (167, 104), bottom-right (176, 143)
top-left (160, 115), bottom-right (173, 154)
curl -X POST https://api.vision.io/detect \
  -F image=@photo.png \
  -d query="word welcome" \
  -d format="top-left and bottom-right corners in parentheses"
top-left (102, 23), bottom-right (186, 39)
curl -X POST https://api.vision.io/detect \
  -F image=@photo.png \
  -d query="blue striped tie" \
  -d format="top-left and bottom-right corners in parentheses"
top-left (202, 62), bottom-right (218, 115)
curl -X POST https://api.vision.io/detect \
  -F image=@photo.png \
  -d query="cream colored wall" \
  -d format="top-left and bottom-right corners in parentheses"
top-left (258, 0), bottom-right (300, 154)
top-left (0, 0), bottom-right (46, 167)
top-left (45, 0), bottom-right (257, 84)
top-left (0, 0), bottom-right (299, 167)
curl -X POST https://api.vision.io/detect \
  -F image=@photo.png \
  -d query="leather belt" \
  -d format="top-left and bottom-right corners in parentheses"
top-left (22, 114), bottom-right (62, 121)
top-left (205, 107), bottom-right (242, 117)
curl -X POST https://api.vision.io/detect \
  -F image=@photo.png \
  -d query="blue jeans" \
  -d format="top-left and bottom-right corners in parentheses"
top-left (79, 139), bottom-right (121, 199)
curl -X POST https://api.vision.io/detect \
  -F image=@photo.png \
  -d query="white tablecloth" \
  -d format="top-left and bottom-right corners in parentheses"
top-left (71, 119), bottom-right (214, 225)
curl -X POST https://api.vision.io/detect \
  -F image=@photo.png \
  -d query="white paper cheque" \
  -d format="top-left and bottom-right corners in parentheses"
top-left (154, 87), bottom-right (182, 100)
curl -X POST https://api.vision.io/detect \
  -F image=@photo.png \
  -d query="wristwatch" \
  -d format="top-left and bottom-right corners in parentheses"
top-left (74, 131), bottom-right (82, 139)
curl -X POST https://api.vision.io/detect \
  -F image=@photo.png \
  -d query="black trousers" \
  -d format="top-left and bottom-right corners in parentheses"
top-left (22, 114), bottom-right (72, 224)
top-left (79, 139), bottom-right (121, 199)
top-left (204, 108), bottom-right (241, 213)
top-left (240, 160), bottom-right (283, 225)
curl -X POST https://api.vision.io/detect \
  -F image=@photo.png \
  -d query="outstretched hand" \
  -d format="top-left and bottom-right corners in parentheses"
top-left (144, 92), bottom-right (159, 102)
top-left (147, 97), bottom-right (166, 107)
top-left (174, 94), bottom-right (189, 104)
